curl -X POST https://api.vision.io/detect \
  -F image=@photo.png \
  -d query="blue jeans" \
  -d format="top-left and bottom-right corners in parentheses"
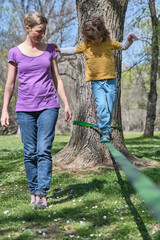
top-left (91, 79), bottom-right (117, 134)
top-left (16, 108), bottom-right (59, 196)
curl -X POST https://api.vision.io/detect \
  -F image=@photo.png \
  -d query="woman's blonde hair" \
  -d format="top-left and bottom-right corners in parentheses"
top-left (82, 15), bottom-right (110, 42)
top-left (24, 11), bottom-right (48, 28)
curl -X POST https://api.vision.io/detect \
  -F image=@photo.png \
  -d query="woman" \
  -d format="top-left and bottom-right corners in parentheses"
top-left (1, 11), bottom-right (72, 209)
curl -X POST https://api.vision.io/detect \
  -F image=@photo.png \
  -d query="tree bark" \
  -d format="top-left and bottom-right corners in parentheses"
top-left (144, 0), bottom-right (159, 137)
top-left (53, 0), bottom-right (143, 168)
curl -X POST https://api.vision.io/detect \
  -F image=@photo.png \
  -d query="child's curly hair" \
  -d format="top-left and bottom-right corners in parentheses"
top-left (82, 15), bottom-right (110, 42)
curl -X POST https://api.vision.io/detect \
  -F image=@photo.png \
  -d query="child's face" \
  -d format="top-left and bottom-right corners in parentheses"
top-left (91, 34), bottom-right (103, 45)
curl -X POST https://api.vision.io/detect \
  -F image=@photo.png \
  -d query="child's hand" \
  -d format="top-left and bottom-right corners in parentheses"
top-left (51, 43), bottom-right (58, 48)
top-left (127, 34), bottom-right (138, 42)
top-left (51, 43), bottom-right (61, 52)
top-left (55, 48), bottom-right (61, 52)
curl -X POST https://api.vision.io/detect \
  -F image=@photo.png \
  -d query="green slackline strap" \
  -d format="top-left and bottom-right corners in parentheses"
top-left (105, 142), bottom-right (160, 223)
top-left (73, 121), bottom-right (122, 131)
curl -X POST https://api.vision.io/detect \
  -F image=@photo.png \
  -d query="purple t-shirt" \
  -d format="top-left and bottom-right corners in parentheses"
top-left (8, 44), bottom-right (60, 112)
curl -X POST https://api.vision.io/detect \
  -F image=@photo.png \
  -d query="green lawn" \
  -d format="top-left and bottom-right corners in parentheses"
top-left (125, 131), bottom-right (160, 162)
top-left (0, 132), bottom-right (160, 240)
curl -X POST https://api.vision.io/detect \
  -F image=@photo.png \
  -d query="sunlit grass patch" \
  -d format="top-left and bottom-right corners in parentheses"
top-left (0, 132), bottom-right (160, 239)
top-left (124, 131), bottom-right (160, 161)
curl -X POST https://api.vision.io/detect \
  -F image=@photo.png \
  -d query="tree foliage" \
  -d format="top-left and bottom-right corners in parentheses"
top-left (122, 0), bottom-right (160, 134)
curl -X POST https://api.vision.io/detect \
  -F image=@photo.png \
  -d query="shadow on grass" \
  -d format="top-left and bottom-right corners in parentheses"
top-left (112, 157), bottom-right (154, 240)
top-left (51, 178), bottom-right (107, 204)
top-left (0, 149), bottom-right (24, 160)
top-left (152, 230), bottom-right (160, 240)
top-left (0, 149), bottom-right (24, 174)
top-left (0, 201), bottom-right (134, 240)
top-left (125, 135), bottom-right (160, 161)
top-left (2, 165), bottom-right (160, 239)
top-left (0, 171), bottom-right (137, 239)
top-left (141, 167), bottom-right (160, 186)
top-left (51, 142), bottom-right (68, 155)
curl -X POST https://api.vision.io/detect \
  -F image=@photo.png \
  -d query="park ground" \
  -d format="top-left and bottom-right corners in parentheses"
top-left (0, 132), bottom-right (160, 240)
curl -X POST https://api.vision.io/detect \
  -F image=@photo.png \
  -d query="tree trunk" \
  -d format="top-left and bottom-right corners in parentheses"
top-left (144, 0), bottom-right (159, 137)
top-left (53, 0), bottom-right (143, 169)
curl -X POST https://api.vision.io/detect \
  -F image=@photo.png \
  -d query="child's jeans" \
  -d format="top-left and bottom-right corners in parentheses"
top-left (91, 79), bottom-right (117, 134)
top-left (16, 108), bottom-right (59, 196)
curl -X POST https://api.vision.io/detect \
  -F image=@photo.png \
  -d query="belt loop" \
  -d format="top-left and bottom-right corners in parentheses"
top-left (104, 79), bottom-right (108, 85)
top-left (101, 79), bottom-right (105, 85)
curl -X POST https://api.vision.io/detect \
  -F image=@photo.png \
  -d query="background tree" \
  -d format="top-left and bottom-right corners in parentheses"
top-left (53, 0), bottom-right (142, 169)
top-left (1, 0), bottom-right (159, 136)
top-left (121, 0), bottom-right (160, 135)
top-left (0, 0), bottom-right (77, 134)
top-left (144, 0), bottom-right (159, 136)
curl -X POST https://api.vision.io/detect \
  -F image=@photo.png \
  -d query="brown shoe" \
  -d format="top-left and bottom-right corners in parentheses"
top-left (35, 195), bottom-right (47, 209)
top-left (30, 194), bottom-right (36, 205)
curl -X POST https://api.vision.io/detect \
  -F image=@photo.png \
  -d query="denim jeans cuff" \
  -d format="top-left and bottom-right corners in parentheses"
top-left (30, 190), bottom-right (36, 195)
top-left (36, 192), bottom-right (47, 197)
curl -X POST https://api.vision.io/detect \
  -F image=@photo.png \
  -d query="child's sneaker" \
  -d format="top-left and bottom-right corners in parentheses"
top-left (100, 132), bottom-right (112, 143)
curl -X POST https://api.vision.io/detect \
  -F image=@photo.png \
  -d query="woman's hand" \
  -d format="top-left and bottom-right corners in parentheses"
top-left (1, 110), bottom-right (9, 127)
top-left (65, 105), bottom-right (72, 122)
top-left (1, 62), bottom-right (17, 128)
top-left (51, 58), bottom-right (72, 122)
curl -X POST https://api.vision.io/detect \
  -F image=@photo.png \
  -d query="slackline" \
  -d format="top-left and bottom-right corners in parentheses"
top-left (73, 121), bottom-right (122, 131)
top-left (105, 142), bottom-right (160, 223)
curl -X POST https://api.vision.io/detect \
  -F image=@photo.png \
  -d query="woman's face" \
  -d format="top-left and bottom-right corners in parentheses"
top-left (27, 24), bottom-right (46, 43)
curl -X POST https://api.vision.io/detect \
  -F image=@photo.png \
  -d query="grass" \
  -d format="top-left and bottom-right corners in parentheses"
top-left (124, 131), bottom-right (160, 162)
top-left (0, 132), bottom-right (160, 239)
